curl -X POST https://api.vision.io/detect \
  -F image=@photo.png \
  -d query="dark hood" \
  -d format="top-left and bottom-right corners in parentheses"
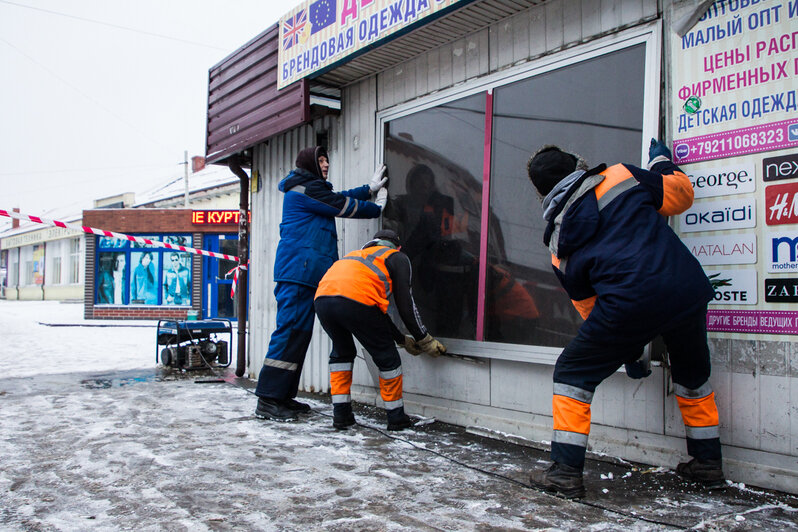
top-left (543, 164), bottom-right (606, 258)
top-left (295, 146), bottom-right (327, 178)
top-left (278, 167), bottom-right (332, 193)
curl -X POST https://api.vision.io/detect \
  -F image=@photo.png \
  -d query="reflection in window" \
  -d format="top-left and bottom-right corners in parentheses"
top-left (486, 44), bottom-right (646, 346)
top-left (383, 93), bottom-right (487, 340)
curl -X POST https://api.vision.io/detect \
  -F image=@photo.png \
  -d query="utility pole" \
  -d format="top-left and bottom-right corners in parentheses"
top-left (183, 150), bottom-right (190, 207)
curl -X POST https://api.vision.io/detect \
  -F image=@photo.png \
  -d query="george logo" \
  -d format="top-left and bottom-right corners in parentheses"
top-left (763, 153), bottom-right (798, 182)
top-left (765, 278), bottom-right (798, 303)
top-left (675, 143), bottom-right (691, 160)
top-left (687, 162), bottom-right (755, 198)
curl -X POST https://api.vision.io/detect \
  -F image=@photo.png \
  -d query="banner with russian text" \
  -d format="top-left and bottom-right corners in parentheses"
top-left (277, 0), bottom-right (473, 89)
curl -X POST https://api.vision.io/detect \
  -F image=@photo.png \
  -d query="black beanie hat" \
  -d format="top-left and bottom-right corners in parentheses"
top-left (526, 146), bottom-right (585, 196)
top-left (363, 229), bottom-right (401, 249)
top-left (295, 146), bottom-right (328, 178)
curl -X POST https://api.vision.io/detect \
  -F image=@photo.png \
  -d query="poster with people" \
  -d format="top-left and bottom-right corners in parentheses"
top-left (97, 252), bottom-right (127, 304)
top-left (163, 252), bottom-right (191, 306)
top-left (130, 251), bottom-right (158, 304)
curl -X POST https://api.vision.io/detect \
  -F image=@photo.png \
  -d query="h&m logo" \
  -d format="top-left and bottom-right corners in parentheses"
top-left (763, 153), bottom-right (798, 182)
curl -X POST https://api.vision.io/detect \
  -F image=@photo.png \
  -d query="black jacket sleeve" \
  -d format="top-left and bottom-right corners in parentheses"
top-left (384, 251), bottom-right (428, 341)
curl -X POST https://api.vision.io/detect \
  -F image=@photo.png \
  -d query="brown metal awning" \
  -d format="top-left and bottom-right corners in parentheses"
top-left (205, 24), bottom-right (309, 165)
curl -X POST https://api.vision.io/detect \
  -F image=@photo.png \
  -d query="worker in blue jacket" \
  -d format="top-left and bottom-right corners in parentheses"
top-left (255, 146), bottom-right (388, 421)
top-left (526, 141), bottom-right (723, 498)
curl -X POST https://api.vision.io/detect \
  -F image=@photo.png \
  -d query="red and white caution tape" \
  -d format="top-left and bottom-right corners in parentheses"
top-left (225, 262), bottom-right (248, 298)
top-left (0, 209), bottom-right (240, 262)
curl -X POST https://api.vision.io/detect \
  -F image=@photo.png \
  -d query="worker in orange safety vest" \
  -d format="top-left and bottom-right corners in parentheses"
top-left (314, 229), bottom-right (446, 430)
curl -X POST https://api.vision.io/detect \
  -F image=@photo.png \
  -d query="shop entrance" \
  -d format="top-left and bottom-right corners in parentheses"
top-left (203, 235), bottom-right (240, 320)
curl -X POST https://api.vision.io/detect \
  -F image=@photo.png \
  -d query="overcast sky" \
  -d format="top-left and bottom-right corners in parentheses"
top-left (0, 0), bottom-right (302, 225)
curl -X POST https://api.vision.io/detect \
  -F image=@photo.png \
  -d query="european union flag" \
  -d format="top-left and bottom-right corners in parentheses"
top-left (310, 0), bottom-right (336, 35)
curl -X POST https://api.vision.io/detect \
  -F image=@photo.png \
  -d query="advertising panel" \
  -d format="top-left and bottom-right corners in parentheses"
top-left (277, 0), bottom-right (473, 89)
top-left (671, 1), bottom-right (798, 335)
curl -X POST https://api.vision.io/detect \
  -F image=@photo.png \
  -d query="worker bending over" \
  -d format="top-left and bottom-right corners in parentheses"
top-left (526, 140), bottom-right (723, 498)
top-left (315, 229), bottom-right (446, 431)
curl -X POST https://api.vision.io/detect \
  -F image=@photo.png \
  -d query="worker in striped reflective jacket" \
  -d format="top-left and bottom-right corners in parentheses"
top-left (314, 229), bottom-right (446, 431)
top-left (525, 140), bottom-right (723, 499)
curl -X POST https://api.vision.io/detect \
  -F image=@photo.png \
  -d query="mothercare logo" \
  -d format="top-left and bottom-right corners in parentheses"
top-left (763, 153), bottom-right (798, 182)
top-left (679, 198), bottom-right (756, 233)
top-left (687, 162), bottom-right (755, 199)
top-left (768, 231), bottom-right (798, 272)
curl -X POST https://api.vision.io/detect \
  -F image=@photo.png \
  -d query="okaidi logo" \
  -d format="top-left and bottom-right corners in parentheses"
top-left (679, 198), bottom-right (756, 233)
top-left (765, 182), bottom-right (798, 225)
top-left (768, 231), bottom-right (798, 273)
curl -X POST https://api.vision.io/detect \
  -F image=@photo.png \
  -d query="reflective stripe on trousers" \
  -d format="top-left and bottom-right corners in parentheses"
top-left (330, 362), bottom-right (353, 404)
top-left (552, 382), bottom-right (594, 450)
top-left (675, 381), bottom-right (720, 439)
top-left (379, 366), bottom-right (403, 410)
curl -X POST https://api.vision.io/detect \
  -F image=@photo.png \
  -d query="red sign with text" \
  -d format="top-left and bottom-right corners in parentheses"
top-left (191, 210), bottom-right (251, 225)
top-left (765, 182), bottom-right (798, 226)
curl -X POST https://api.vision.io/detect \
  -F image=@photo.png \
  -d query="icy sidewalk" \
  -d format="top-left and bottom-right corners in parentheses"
top-left (0, 300), bottom-right (797, 530)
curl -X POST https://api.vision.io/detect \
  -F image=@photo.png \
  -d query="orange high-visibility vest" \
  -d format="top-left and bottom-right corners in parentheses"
top-left (315, 246), bottom-right (399, 312)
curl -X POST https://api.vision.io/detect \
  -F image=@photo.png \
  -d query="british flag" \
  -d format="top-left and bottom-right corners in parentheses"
top-left (282, 9), bottom-right (307, 49)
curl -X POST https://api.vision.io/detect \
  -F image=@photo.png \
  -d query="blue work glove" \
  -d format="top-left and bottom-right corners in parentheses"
top-left (624, 358), bottom-right (652, 379)
top-left (648, 138), bottom-right (672, 163)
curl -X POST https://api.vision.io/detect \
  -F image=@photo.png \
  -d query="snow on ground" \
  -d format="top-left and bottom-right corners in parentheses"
top-left (1, 300), bottom-right (798, 531)
top-left (0, 300), bottom-right (158, 378)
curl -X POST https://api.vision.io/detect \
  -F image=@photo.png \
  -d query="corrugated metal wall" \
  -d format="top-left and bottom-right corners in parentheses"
top-left (250, 114), bottom-right (383, 394)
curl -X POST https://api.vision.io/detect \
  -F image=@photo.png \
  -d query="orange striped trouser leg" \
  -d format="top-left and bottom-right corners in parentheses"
top-left (551, 383), bottom-right (594, 469)
top-left (675, 381), bottom-right (721, 460)
top-left (330, 362), bottom-right (353, 405)
top-left (378, 366), bottom-right (403, 411)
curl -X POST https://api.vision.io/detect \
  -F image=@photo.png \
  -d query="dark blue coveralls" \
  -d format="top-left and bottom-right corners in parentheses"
top-left (254, 156), bottom-right (382, 401)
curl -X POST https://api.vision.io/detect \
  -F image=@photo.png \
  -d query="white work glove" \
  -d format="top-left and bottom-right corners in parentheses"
top-left (374, 187), bottom-right (388, 209)
top-left (417, 334), bottom-right (446, 358)
top-left (397, 335), bottom-right (422, 356)
top-left (368, 164), bottom-right (388, 193)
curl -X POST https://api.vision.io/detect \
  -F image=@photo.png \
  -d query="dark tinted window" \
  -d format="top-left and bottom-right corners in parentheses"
top-left (485, 45), bottom-right (646, 346)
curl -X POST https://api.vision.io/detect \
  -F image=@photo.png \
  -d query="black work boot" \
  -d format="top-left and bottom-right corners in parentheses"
top-left (255, 397), bottom-right (298, 421)
top-left (676, 458), bottom-right (726, 489)
top-left (282, 398), bottom-right (311, 413)
top-left (529, 462), bottom-right (586, 499)
top-left (386, 407), bottom-right (413, 431)
top-left (333, 403), bottom-right (356, 429)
